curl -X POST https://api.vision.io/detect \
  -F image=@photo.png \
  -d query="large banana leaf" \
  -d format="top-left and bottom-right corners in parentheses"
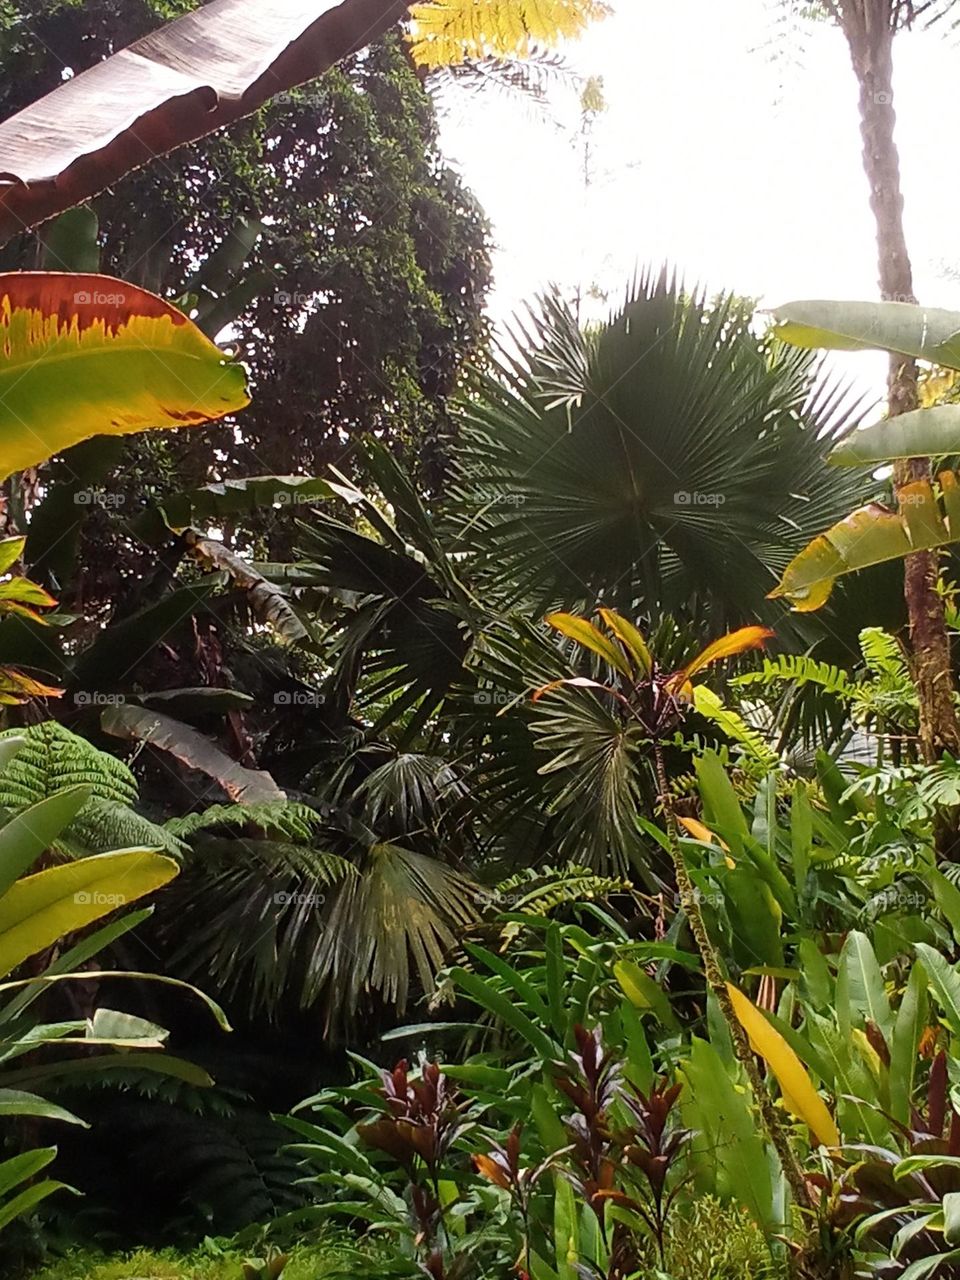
top-left (770, 299), bottom-right (960, 370)
top-left (100, 703), bottom-right (285, 804)
top-left (135, 475), bottom-right (333, 542)
top-left (829, 404), bottom-right (960, 466)
top-left (0, 274), bottom-right (249, 478)
top-left (770, 472), bottom-right (960, 610)
top-left (0, 848), bottom-right (178, 978)
top-left (0, 0), bottom-right (408, 242)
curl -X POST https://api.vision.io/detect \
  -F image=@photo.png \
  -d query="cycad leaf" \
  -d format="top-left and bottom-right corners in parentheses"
top-left (0, 273), bottom-right (248, 479)
top-left (726, 982), bottom-right (840, 1147)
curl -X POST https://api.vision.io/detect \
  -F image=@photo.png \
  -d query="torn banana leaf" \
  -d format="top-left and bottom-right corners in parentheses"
top-left (770, 299), bottom-right (960, 370)
top-left (184, 532), bottom-right (308, 645)
top-left (770, 472), bottom-right (960, 610)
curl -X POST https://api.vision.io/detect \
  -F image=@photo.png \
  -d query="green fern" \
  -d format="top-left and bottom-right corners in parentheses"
top-left (165, 801), bottom-right (325, 842)
top-left (0, 721), bottom-right (138, 807)
top-left (488, 863), bottom-right (630, 916)
top-left (858, 626), bottom-right (909, 680)
top-left (731, 654), bottom-right (854, 698)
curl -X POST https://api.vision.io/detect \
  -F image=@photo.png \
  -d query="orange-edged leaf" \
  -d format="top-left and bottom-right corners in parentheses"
top-left (0, 578), bottom-right (58, 609)
top-left (677, 816), bottom-right (729, 851)
top-left (677, 815), bottom-right (735, 868)
top-left (0, 273), bottom-right (250, 479)
top-left (545, 612), bottom-right (634, 678)
top-left (0, 670), bottom-right (64, 705)
top-left (598, 608), bottom-right (653, 676)
top-left (726, 982), bottom-right (839, 1148)
top-left (473, 1154), bottom-right (511, 1189)
top-left (667, 627), bottom-right (774, 690)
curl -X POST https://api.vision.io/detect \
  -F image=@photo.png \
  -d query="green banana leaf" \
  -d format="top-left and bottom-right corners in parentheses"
top-left (830, 405), bottom-right (960, 466)
top-left (770, 299), bottom-right (960, 370)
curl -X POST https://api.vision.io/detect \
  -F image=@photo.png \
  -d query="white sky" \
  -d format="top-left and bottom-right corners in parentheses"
top-left (437, 0), bottom-right (960, 406)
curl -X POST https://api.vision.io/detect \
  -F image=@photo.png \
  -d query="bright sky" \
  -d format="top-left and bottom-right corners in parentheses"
top-left (438, 0), bottom-right (960, 405)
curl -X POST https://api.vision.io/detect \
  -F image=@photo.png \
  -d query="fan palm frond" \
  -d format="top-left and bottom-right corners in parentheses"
top-left (452, 271), bottom-right (872, 629)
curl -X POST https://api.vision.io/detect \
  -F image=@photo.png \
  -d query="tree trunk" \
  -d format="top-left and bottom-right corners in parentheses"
top-left (840, 0), bottom-right (958, 761)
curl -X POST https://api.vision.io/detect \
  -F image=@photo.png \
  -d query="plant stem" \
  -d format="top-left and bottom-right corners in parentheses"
top-left (651, 744), bottom-right (812, 1213)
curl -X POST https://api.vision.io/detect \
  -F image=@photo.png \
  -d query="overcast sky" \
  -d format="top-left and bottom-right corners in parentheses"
top-left (437, 0), bottom-right (960, 405)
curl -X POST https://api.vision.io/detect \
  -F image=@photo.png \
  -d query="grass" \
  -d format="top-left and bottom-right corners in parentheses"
top-left (22, 1237), bottom-right (366, 1280)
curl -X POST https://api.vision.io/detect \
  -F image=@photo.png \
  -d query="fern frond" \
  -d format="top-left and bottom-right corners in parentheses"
top-left (692, 686), bottom-right (778, 768)
top-left (858, 626), bottom-right (908, 680)
top-left (731, 654), bottom-right (854, 697)
top-left (489, 863), bottom-right (629, 915)
top-left (0, 721), bottom-right (139, 807)
top-left (408, 0), bottom-right (610, 68)
top-left (59, 797), bottom-right (186, 859)
top-left (165, 801), bottom-right (324, 843)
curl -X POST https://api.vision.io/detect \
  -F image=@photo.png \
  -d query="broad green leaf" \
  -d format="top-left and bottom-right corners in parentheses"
top-left (930, 869), bottom-right (960, 940)
top-left (143, 475), bottom-right (333, 538)
top-left (0, 539), bottom-right (24, 577)
top-left (0, 1089), bottom-right (86, 1126)
top-left (899, 1252), bottom-right (960, 1280)
top-left (770, 476), bottom-right (959, 611)
top-left (830, 405), bottom-right (960, 466)
top-left (0, 1146), bottom-right (56, 1197)
top-left (726, 983), bottom-right (839, 1147)
top-left (0, 969), bottom-right (229, 1032)
top-left (86, 1008), bottom-right (169, 1048)
top-left (945, 1193), bottom-right (960, 1246)
top-left (840, 931), bottom-right (892, 1038)
top-left (770, 299), bottom-right (960, 370)
top-left (0, 786), bottom-right (89, 898)
top-left (0, 849), bottom-right (178, 978)
top-left (614, 960), bottom-right (679, 1030)
top-left (553, 1173), bottom-right (579, 1280)
top-left (890, 962), bottom-right (927, 1125)
top-left (545, 613), bottom-right (634, 678)
top-left (0, 1177), bottom-right (72, 1230)
top-left (0, 273), bottom-right (249, 479)
top-left (694, 750), bottom-right (749, 851)
top-left (915, 943), bottom-right (960, 1038)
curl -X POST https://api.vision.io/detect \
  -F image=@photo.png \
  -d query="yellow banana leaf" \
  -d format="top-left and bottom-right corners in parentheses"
top-left (0, 273), bottom-right (249, 479)
top-left (770, 473), bottom-right (960, 611)
top-left (726, 982), bottom-right (839, 1148)
top-left (0, 849), bottom-right (179, 978)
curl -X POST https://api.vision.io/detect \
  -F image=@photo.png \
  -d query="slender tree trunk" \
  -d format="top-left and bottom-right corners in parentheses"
top-left (839, 0), bottom-right (959, 761)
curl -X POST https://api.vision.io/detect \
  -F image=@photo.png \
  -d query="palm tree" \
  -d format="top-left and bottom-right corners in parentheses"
top-left (453, 271), bottom-right (871, 630)
top-left (782, 0), bottom-right (960, 758)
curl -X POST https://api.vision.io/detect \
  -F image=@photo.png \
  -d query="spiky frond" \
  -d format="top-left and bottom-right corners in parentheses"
top-left (408, 0), bottom-right (610, 67)
top-left (453, 274), bottom-right (872, 628)
top-left (308, 843), bottom-right (480, 1023)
